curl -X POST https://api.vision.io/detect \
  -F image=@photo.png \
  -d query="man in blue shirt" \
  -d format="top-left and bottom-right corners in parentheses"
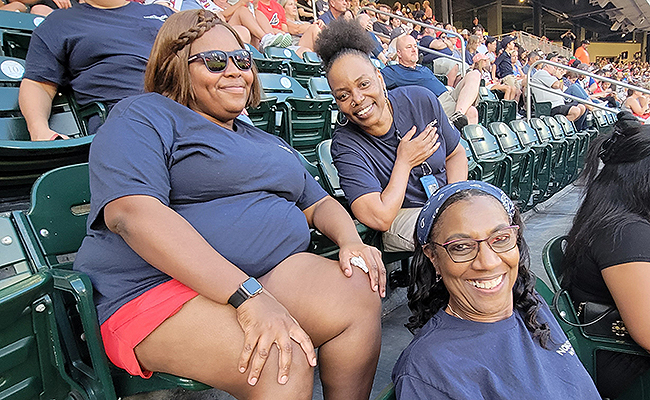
top-left (19, 0), bottom-right (172, 140)
top-left (318, 0), bottom-right (348, 24)
top-left (381, 34), bottom-right (480, 131)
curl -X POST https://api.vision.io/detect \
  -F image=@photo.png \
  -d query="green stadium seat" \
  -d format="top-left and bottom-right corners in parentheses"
top-left (488, 122), bottom-right (536, 209)
top-left (307, 76), bottom-right (333, 101)
top-left (0, 9), bottom-right (42, 32)
top-left (553, 114), bottom-right (590, 175)
top-left (541, 237), bottom-right (650, 399)
top-left (541, 116), bottom-right (579, 183)
top-left (477, 86), bottom-right (502, 126)
top-left (530, 94), bottom-right (552, 117)
top-left (258, 73), bottom-right (310, 103)
top-left (462, 124), bottom-right (512, 196)
top-left (373, 383), bottom-right (396, 400)
top-left (0, 29), bottom-right (30, 59)
top-left (301, 51), bottom-right (322, 64)
top-left (277, 97), bottom-right (332, 162)
top-left (246, 96), bottom-right (277, 134)
top-left (264, 47), bottom-right (321, 86)
top-left (11, 163), bottom-right (211, 398)
top-left (244, 43), bottom-right (286, 75)
top-left (458, 137), bottom-right (482, 181)
top-left (316, 139), bottom-right (345, 199)
top-left (509, 119), bottom-right (552, 203)
top-left (0, 216), bottom-right (31, 290)
top-left (528, 118), bottom-right (569, 194)
top-left (0, 270), bottom-right (87, 400)
top-left (592, 109), bottom-right (614, 137)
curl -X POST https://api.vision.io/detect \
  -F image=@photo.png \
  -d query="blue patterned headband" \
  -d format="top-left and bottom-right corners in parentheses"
top-left (416, 180), bottom-right (516, 245)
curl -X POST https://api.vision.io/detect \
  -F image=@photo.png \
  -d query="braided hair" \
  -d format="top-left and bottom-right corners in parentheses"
top-left (314, 18), bottom-right (377, 73)
top-left (144, 9), bottom-right (261, 109)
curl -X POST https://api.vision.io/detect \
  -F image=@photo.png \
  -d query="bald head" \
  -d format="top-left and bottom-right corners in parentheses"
top-left (396, 34), bottom-right (418, 68)
top-left (357, 13), bottom-right (372, 31)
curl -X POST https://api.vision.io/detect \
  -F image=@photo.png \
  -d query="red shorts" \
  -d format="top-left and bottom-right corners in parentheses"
top-left (100, 279), bottom-right (199, 378)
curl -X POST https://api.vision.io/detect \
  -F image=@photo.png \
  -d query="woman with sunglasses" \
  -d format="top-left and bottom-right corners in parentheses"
top-left (73, 10), bottom-right (384, 400)
top-left (392, 181), bottom-right (600, 399)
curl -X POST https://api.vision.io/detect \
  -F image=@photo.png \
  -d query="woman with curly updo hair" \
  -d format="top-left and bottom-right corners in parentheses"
top-left (315, 18), bottom-right (467, 253)
top-left (391, 181), bottom-right (600, 399)
top-left (74, 10), bottom-right (385, 399)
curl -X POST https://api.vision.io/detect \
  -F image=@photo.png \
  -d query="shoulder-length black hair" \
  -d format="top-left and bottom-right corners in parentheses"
top-left (562, 112), bottom-right (650, 288)
top-left (407, 189), bottom-right (552, 348)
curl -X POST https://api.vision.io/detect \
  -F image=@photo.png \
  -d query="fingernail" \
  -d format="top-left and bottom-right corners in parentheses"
top-left (239, 366), bottom-right (246, 373)
top-left (249, 377), bottom-right (257, 386)
top-left (373, 285), bottom-right (378, 291)
top-left (312, 357), bottom-right (317, 366)
top-left (280, 375), bottom-right (288, 384)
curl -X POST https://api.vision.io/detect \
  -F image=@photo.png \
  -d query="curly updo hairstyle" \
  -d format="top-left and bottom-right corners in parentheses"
top-left (144, 9), bottom-right (261, 110)
top-left (407, 190), bottom-right (552, 349)
top-left (314, 17), bottom-right (377, 73)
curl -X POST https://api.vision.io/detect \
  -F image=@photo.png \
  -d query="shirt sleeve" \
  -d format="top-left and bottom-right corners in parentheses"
top-left (381, 67), bottom-right (398, 90)
top-left (23, 27), bottom-right (67, 86)
top-left (331, 135), bottom-right (383, 205)
top-left (395, 376), bottom-right (453, 400)
top-left (590, 221), bottom-right (650, 271)
top-left (87, 106), bottom-right (172, 229)
top-left (282, 139), bottom-right (328, 210)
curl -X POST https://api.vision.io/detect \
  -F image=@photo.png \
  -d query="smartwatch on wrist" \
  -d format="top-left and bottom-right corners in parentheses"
top-left (228, 277), bottom-right (263, 308)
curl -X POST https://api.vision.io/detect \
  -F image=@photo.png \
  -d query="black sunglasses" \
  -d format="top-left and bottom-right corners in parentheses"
top-left (188, 49), bottom-right (252, 73)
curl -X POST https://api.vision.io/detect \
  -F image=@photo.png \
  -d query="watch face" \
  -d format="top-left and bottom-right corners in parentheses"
top-left (242, 278), bottom-right (263, 296)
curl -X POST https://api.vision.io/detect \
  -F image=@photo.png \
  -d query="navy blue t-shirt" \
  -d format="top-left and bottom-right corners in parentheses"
top-left (419, 35), bottom-right (452, 64)
top-left (495, 50), bottom-right (513, 79)
top-left (23, 2), bottom-right (172, 107)
top-left (73, 93), bottom-right (327, 323)
top-left (381, 64), bottom-right (447, 97)
top-left (330, 86), bottom-right (460, 209)
top-left (393, 300), bottom-right (601, 399)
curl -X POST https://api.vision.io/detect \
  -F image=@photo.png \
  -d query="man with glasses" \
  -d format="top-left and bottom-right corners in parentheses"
top-left (19, 0), bottom-right (173, 140)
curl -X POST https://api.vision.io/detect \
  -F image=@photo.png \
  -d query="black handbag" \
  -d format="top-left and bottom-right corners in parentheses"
top-left (552, 289), bottom-right (630, 339)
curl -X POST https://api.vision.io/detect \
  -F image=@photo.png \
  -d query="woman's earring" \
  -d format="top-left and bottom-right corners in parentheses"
top-left (337, 113), bottom-right (349, 126)
top-left (435, 273), bottom-right (442, 283)
top-left (383, 87), bottom-right (389, 99)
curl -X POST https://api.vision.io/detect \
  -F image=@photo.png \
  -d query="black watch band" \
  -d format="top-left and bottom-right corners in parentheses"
top-left (228, 288), bottom-right (249, 308)
top-left (228, 277), bottom-right (263, 308)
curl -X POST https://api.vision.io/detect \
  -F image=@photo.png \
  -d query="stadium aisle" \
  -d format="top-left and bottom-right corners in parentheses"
top-left (124, 184), bottom-right (582, 400)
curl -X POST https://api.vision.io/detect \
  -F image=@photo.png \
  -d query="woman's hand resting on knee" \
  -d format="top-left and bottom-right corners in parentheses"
top-left (339, 242), bottom-right (386, 297)
top-left (236, 290), bottom-right (317, 386)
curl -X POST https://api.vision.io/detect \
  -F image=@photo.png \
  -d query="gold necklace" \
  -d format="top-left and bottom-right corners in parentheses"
top-left (446, 303), bottom-right (464, 320)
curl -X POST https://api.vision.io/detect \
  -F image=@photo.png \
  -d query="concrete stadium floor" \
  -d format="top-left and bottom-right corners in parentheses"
top-left (127, 183), bottom-right (583, 400)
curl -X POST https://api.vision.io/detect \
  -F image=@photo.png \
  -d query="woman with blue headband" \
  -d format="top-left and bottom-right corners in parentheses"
top-left (392, 181), bottom-right (600, 399)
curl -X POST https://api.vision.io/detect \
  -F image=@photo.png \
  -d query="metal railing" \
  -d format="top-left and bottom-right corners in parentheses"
top-left (496, 31), bottom-right (570, 58)
top-left (525, 59), bottom-right (650, 121)
top-left (360, 7), bottom-right (467, 75)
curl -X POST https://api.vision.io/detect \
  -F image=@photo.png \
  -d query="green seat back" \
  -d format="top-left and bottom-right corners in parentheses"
top-left (1, 30), bottom-right (31, 59)
top-left (541, 116), bottom-right (567, 141)
top-left (0, 216), bottom-right (31, 290)
top-left (316, 139), bottom-right (344, 198)
top-left (278, 97), bottom-right (332, 162)
top-left (0, 10), bottom-right (42, 32)
top-left (458, 137), bottom-right (482, 181)
top-left (18, 163), bottom-right (90, 269)
top-left (509, 119), bottom-right (541, 147)
top-left (246, 96), bottom-right (276, 134)
top-left (500, 99), bottom-right (517, 123)
top-left (302, 51), bottom-right (322, 64)
top-left (531, 93), bottom-right (552, 117)
top-left (529, 118), bottom-right (555, 143)
top-left (0, 56), bottom-right (24, 83)
top-left (264, 46), bottom-right (302, 62)
top-left (509, 119), bottom-right (552, 202)
top-left (308, 76), bottom-right (333, 101)
top-left (258, 73), bottom-right (310, 103)
top-left (0, 271), bottom-right (82, 400)
top-left (462, 124), bottom-right (511, 194)
top-left (488, 122), bottom-right (526, 153)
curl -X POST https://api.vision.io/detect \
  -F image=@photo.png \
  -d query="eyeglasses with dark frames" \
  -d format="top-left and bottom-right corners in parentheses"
top-left (188, 49), bottom-right (252, 73)
top-left (430, 225), bottom-right (520, 263)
